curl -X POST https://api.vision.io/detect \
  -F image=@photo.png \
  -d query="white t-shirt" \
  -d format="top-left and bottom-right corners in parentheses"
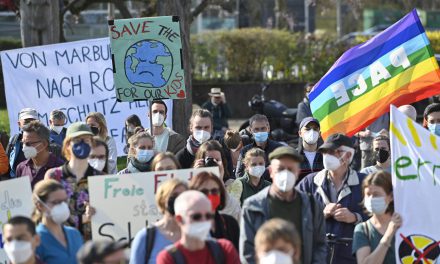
top-left (303, 150), bottom-right (317, 169)
top-left (154, 128), bottom-right (170, 153)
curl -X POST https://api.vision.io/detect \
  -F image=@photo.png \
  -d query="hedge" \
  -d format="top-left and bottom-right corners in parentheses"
top-left (355, 31), bottom-right (440, 53)
top-left (191, 28), bottom-right (348, 82)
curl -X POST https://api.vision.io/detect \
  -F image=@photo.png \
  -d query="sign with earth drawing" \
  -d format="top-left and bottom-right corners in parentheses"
top-left (109, 16), bottom-right (186, 102)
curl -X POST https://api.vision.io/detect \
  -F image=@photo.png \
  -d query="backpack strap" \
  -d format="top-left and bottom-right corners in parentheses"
top-left (165, 244), bottom-right (186, 264)
top-left (362, 221), bottom-right (370, 246)
top-left (206, 239), bottom-right (225, 264)
top-left (144, 226), bottom-right (156, 263)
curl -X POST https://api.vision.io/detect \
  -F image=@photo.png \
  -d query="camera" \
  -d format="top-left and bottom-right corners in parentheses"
top-left (204, 157), bottom-right (218, 167)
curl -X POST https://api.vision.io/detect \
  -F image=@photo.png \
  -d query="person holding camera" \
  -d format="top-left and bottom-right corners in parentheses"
top-left (193, 140), bottom-right (241, 221)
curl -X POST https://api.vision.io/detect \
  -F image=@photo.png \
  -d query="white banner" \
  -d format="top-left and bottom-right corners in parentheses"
top-left (88, 167), bottom-right (220, 246)
top-left (0, 38), bottom-right (173, 157)
top-left (390, 105), bottom-right (440, 263)
top-left (0, 177), bottom-right (33, 264)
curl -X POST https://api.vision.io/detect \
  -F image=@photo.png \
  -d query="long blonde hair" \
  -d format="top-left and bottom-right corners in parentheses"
top-left (86, 112), bottom-right (109, 139)
top-left (32, 179), bottom-right (65, 223)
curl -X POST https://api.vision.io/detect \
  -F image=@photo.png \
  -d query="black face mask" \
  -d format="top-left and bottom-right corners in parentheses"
top-left (90, 126), bottom-right (100, 136)
top-left (375, 149), bottom-right (389, 163)
top-left (167, 195), bottom-right (178, 216)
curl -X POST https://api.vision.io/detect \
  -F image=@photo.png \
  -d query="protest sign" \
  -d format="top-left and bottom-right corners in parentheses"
top-left (0, 177), bottom-right (33, 264)
top-left (88, 167), bottom-right (219, 245)
top-left (310, 9), bottom-right (440, 139)
top-left (0, 38), bottom-right (173, 156)
top-left (109, 16), bottom-right (186, 102)
top-left (390, 105), bottom-right (440, 263)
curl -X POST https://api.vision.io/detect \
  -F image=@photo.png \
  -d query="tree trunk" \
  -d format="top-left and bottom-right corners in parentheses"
top-left (157, 0), bottom-right (193, 137)
top-left (20, 0), bottom-right (61, 47)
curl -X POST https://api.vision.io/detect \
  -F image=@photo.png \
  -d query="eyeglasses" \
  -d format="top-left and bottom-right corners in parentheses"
top-left (189, 212), bottom-right (215, 221)
top-left (200, 188), bottom-right (220, 196)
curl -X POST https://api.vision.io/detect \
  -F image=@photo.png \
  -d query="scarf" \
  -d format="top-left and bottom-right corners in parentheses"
top-left (186, 136), bottom-right (201, 156)
top-left (127, 157), bottom-right (151, 173)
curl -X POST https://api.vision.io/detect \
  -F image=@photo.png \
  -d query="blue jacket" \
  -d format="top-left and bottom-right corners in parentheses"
top-left (298, 169), bottom-right (368, 264)
top-left (49, 127), bottom-right (67, 146)
top-left (240, 186), bottom-right (327, 264)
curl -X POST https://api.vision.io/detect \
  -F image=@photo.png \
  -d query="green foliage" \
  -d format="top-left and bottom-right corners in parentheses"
top-left (191, 28), bottom-right (347, 82)
top-left (355, 31), bottom-right (440, 54)
top-left (0, 108), bottom-right (10, 135)
top-left (0, 38), bottom-right (22, 51)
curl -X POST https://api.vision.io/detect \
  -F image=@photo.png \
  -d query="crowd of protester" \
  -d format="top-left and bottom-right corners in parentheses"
top-left (2, 88), bottom-right (439, 264)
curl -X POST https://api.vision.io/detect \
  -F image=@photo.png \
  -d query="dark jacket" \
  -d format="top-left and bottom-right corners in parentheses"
top-left (212, 211), bottom-right (240, 250)
top-left (298, 169), bottom-right (368, 264)
top-left (176, 146), bottom-right (196, 169)
top-left (16, 153), bottom-right (65, 189)
top-left (240, 186), bottom-right (327, 264)
top-left (166, 129), bottom-right (186, 154)
top-left (296, 138), bottom-right (324, 182)
top-left (201, 101), bottom-right (231, 130)
top-left (296, 98), bottom-right (313, 125)
top-left (49, 128), bottom-right (66, 147)
top-left (6, 132), bottom-right (25, 178)
top-left (235, 139), bottom-right (283, 180)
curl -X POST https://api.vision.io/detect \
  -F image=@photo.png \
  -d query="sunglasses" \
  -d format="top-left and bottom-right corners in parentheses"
top-left (189, 212), bottom-right (215, 221)
top-left (200, 188), bottom-right (220, 196)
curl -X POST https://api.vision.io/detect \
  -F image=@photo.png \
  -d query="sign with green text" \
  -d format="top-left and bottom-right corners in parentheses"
top-left (88, 167), bottom-right (219, 245)
top-left (109, 16), bottom-right (186, 102)
top-left (390, 105), bottom-right (440, 263)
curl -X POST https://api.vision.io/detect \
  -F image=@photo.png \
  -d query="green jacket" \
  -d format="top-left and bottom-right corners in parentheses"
top-left (229, 172), bottom-right (271, 206)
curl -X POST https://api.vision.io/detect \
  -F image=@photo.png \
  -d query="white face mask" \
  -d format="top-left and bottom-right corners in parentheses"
top-left (45, 202), bottom-right (70, 225)
top-left (52, 125), bottom-right (64, 134)
top-left (88, 158), bottom-right (106, 171)
top-left (273, 170), bottom-right (297, 192)
top-left (22, 144), bottom-right (38, 159)
top-left (303, 130), bottom-right (319, 145)
top-left (193, 130), bottom-right (211, 143)
top-left (152, 113), bottom-right (165, 127)
top-left (185, 220), bottom-right (212, 241)
top-left (4, 240), bottom-right (33, 264)
top-left (249, 165), bottom-right (265, 178)
top-left (323, 153), bottom-right (342, 171)
top-left (364, 196), bottom-right (388, 215)
top-left (259, 250), bottom-right (293, 264)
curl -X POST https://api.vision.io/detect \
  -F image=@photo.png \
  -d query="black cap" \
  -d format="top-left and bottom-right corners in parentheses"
top-left (269, 146), bottom-right (303, 162)
top-left (77, 240), bottom-right (128, 264)
top-left (318, 133), bottom-right (353, 152)
top-left (299, 117), bottom-right (320, 130)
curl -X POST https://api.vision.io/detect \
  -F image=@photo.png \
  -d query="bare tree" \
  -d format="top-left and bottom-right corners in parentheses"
top-left (157, 0), bottom-right (228, 136)
top-left (20, 0), bottom-right (60, 47)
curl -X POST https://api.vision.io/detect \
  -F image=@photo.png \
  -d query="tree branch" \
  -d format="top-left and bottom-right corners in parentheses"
top-left (190, 0), bottom-right (210, 22)
top-left (113, 1), bottom-right (132, 18)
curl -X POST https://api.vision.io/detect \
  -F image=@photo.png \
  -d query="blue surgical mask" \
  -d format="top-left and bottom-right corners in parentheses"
top-left (428, 123), bottom-right (440, 136)
top-left (137, 149), bottom-right (154, 162)
top-left (253, 132), bottom-right (269, 143)
top-left (72, 140), bottom-right (91, 159)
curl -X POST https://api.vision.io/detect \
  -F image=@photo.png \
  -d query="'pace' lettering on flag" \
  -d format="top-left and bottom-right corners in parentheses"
top-left (310, 9), bottom-right (440, 139)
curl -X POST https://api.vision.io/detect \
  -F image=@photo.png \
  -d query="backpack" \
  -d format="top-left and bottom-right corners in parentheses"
top-left (165, 239), bottom-right (225, 264)
top-left (144, 226), bottom-right (156, 263)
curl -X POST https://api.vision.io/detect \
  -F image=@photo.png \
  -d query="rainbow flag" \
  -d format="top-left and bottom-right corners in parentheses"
top-left (310, 9), bottom-right (440, 139)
